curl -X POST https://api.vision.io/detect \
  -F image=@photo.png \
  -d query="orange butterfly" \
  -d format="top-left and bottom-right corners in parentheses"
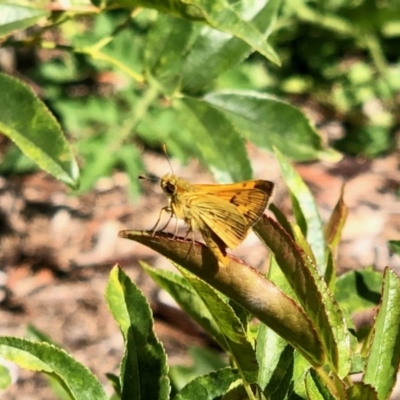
top-left (143, 169), bottom-right (274, 265)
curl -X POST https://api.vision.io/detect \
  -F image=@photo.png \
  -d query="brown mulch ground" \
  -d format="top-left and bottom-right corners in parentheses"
top-left (0, 144), bottom-right (400, 399)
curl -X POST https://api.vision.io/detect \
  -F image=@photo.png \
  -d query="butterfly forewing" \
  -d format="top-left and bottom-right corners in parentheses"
top-left (216, 189), bottom-right (271, 226)
top-left (191, 180), bottom-right (274, 227)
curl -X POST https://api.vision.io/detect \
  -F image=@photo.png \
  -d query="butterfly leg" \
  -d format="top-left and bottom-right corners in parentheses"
top-left (172, 218), bottom-right (179, 239)
top-left (183, 225), bottom-right (195, 247)
top-left (159, 212), bottom-right (174, 232)
top-left (183, 227), bottom-right (192, 241)
top-left (151, 207), bottom-right (173, 235)
top-left (182, 223), bottom-right (196, 260)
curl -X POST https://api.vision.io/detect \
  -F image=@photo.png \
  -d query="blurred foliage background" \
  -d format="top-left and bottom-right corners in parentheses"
top-left (0, 0), bottom-right (399, 196)
top-left (1, 2), bottom-right (400, 397)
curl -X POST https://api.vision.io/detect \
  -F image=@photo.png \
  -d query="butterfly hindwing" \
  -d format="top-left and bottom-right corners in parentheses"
top-left (189, 195), bottom-right (248, 249)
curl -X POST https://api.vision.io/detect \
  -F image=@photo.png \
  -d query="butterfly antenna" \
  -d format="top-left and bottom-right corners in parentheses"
top-left (162, 143), bottom-right (174, 174)
top-left (138, 175), bottom-right (159, 182)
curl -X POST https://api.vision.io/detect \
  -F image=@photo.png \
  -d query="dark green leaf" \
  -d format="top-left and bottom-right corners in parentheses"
top-left (305, 369), bottom-right (337, 400)
top-left (325, 247), bottom-right (336, 291)
top-left (346, 382), bottom-right (378, 400)
top-left (335, 267), bottom-right (382, 314)
top-left (169, 347), bottom-right (227, 392)
top-left (173, 367), bottom-right (241, 400)
top-left (388, 240), bottom-right (400, 256)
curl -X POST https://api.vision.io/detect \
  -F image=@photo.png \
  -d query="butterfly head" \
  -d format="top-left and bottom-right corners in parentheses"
top-left (160, 173), bottom-right (178, 197)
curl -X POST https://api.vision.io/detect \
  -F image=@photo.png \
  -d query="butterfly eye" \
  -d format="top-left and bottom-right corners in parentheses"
top-left (164, 182), bottom-right (175, 194)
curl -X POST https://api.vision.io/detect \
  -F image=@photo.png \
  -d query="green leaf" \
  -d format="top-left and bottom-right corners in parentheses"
top-left (0, 337), bottom-right (107, 400)
top-left (349, 353), bottom-right (365, 375)
top-left (292, 352), bottom-right (312, 399)
top-left (346, 382), bottom-right (378, 400)
top-left (169, 347), bottom-right (227, 392)
top-left (305, 369), bottom-right (337, 400)
top-left (106, 373), bottom-right (121, 398)
top-left (173, 367), bottom-right (241, 400)
top-left (275, 149), bottom-right (326, 271)
top-left (335, 267), bottom-right (382, 315)
top-left (269, 203), bottom-right (295, 239)
top-left (144, 14), bottom-right (195, 94)
top-left (180, 0), bottom-right (282, 93)
top-left (105, 266), bottom-right (170, 400)
top-left (136, 106), bottom-right (198, 164)
top-left (0, 73), bottom-right (79, 188)
top-left (363, 268), bottom-right (400, 400)
top-left (26, 324), bottom-right (59, 346)
top-left (0, 3), bottom-right (48, 38)
top-left (141, 262), bottom-right (226, 347)
top-left (257, 258), bottom-right (295, 394)
top-left (292, 223), bottom-right (317, 266)
top-left (0, 363), bottom-right (12, 390)
top-left (324, 185), bottom-right (348, 250)
top-left (25, 325), bottom-right (74, 400)
top-left (388, 240), bottom-right (400, 256)
top-left (203, 91), bottom-right (340, 161)
top-left (324, 186), bottom-right (348, 287)
top-left (185, 0), bottom-right (280, 65)
top-left (176, 266), bottom-right (258, 383)
top-left (109, 0), bottom-right (280, 65)
top-left (117, 143), bottom-right (144, 198)
top-left (0, 143), bottom-right (37, 175)
top-left (78, 141), bottom-right (115, 193)
top-left (268, 189), bottom-right (351, 377)
top-left (254, 216), bottom-right (351, 377)
top-left (324, 249), bottom-right (336, 291)
top-left (179, 97), bottom-right (252, 182)
top-left (257, 326), bottom-right (294, 397)
top-left (93, 13), bottom-right (144, 79)
top-left (119, 230), bottom-right (324, 368)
